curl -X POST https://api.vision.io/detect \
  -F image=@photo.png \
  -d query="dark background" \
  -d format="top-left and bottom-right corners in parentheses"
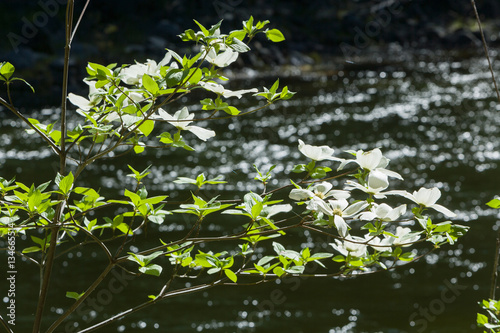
top-left (1, 0), bottom-right (500, 106)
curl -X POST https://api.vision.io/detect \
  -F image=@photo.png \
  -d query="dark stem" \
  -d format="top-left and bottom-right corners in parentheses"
top-left (31, 228), bottom-right (60, 333)
top-left (0, 314), bottom-right (14, 333)
top-left (470, 0), bottom-right (500, 103)
top-left (490, 228), bottom-right (500, 300)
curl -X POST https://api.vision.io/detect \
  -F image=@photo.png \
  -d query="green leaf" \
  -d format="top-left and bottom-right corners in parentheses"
top-left (58, 172), bottom-right (74, 196)
top-left (265, 29), bottom-right (285, 42)
top-left (224, 269), bottom-right (238, 282)
top-left (486, 198), bottom-right (500, 209)
top-left (66, 291), bottom-right (85, 301)
top-left (22, 246), bottom-right (41, 254)
top-left (0, 62), bottom-right (15, 80)
top-left (291, 164), bottom-right (307, 173)
top-left (477, 313), bottom-right (489, 326)
top-left (139, 264), bottom-right (163, 277)
top-left (188, 68), bottom-right (203, 85)
top-left (273, 266), bottom-right (285, 277)
top-left (138, 119), bottom-right (155, 137)
top-left (193, 19), bottom-right (209, 36)
top-left (142, 74), bottom-right (159, 95)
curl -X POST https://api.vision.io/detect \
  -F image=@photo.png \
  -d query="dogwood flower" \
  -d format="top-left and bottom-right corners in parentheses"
top-left (202, 46), bottom-right (239, 67)
top-left (392, 226), bottom-right (421, 247)
top-left (338, 148), bottom-right (402, 180)
top-left (365, 234), bottom-right (394, 252)
top-left (359, 203), bottom-right (407, 222)
top-left (68, 80), bottom-right (103, 111)
top-left (330, 235), bottom-right (367, 258)
top-left (298, 139), bottom-right (342, 162)
top-left (199, 81), bottom-right (258, 99)
top-left (120, 53), bottom-right (172, 85)
top-left (387, 187), bottom-right (456, 217)
top-left (153, 107), bottom-right (215, 141)
top-left (289, 182), bottom-right (350, 201)
top-left (314, 199), bottom-right (368, 237)
top-left (345, 170), bottom-right (392, 199)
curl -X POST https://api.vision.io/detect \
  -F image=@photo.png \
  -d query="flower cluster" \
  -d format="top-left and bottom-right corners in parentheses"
top-left (289, 140), bottom-right (465, 270)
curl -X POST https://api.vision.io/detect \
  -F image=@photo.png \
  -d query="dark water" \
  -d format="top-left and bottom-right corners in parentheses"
top-left (0, 51), bottom-right (499, 332)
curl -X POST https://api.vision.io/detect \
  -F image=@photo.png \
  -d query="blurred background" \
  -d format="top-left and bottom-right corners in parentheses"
top-left (1, 1), bottom-right (500, 332)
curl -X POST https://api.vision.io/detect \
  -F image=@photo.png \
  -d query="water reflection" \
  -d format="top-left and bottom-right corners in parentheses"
top-left (0, 53), bottom-right (499, 332)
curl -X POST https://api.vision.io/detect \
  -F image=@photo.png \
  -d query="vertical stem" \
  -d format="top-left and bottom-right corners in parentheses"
top-left (490, 229), bottom-right (500, 300)
top-left (60, 0), bottom-right (74, 176)
top-left (470, 0), bottom-right (500, 103)
top-left (31, 2), bottom-right (74, 332)
top-left (470, 0), bottom-right (500, 300)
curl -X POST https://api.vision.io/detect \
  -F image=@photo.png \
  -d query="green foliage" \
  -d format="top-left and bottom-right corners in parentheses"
top-left (0, 8), bottom-right (470, 333)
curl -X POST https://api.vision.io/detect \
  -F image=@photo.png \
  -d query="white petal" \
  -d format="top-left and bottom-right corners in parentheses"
top-left (368, 170), bottom-right (389, 190)
top-left (357, 149), bottom-right (383, 170)
top-left (213, 49), bottom-right (239, 67)
top-left (413, 187), bottom-right (441, 206)
top-left (68, 93), bottom-right (92, 110)
top-left (200, 81), bottom-right (225, 95)
top-left (222, 88), bottom-right (258, 99)
top-left (312, 182), bottom-right (333, 194)
top-left (377, 168), bottom-right (403, 180)
top-left (334, 215), bottom-right (349, 238)
top-left (289, 189), bottom-right (314, 201)
top-left (158, 53), bottom-right (172, 67)
top-left (328, 199), bottom-right (349, 211)
top-left (429, 204), bottom-right (456, 217)
top-left (326, 189), bottom-right (351, 200)
top-left (385, 204), bottom-right (407, 221)
top-left (298, 140), bottom-right (339, 161)
top-left (359, 211), bottom-right (377, 221)
top-left (384, 190), bottom-right (415, 202)
top-left (154, 108), bottom-right (174, 121)
top-left (343, 201), bottom-right (369, 217)
top-left (186, 125), bottom-right (216, 141)
top-left (309, 197), bottom-right (332, 215)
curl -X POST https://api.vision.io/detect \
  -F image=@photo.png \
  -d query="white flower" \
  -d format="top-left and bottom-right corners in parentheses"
top-left (315, 199), bottom-right (368, 237)
top-left (203, 46), bottom-right (239, 67)
top-left (199, 81), bottom-right (258, 98)
top-left (365, 234), bottom-right (394, 252)
top-left (298, 139), bottom-right (342, 162)
top-left (120, 53), bottom-right (171, 85)
top-left (338, 148), bottom-right (402, 180)
top-left (344, 170), bottom-right (391, 199)
top-left (68, 80), bottom-right (103, 111)
top-left (359, 203), bottom-right (407, 222)
top-left (392, 227), bottom-right (420, 247)
top-left (153, 107), bottom-right (215, 141)
top-left (289, 182), bottom-right (349, 201)
top-left (330, 235), bottom-right (367, 258)
top-left (261, 204), bottom-right (292, 218)
top-left (387, 187), bottom-right (456, 217)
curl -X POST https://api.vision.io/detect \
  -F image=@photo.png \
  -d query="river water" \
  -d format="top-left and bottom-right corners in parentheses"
top-left (0, 50), bottom-right (499, 332)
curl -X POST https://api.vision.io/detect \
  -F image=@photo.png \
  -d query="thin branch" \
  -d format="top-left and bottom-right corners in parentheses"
top-left (0, 97), bottom-right (61, 155)
top-left (70, 0), bottom-right (91, 43)
top-left (470, 0), bottom-right (500, 103)
top-left (75, 281), bottom-right (222, 333)
top-left (0, 314), bottom-right (14, 333)
top-left (490, 228), bottom-right (500, 300)
top-left (45, 264), bottom-right (115, 333)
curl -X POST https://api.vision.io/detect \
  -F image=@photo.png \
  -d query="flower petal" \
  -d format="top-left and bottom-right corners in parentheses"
top-left (333, 215), bottom-right (349, 238)
top-left (289, 189), bottom-right (314, 201)
top-left (429, 204), bottom-right (456, 217)
top-left (185, 125), bottom-right (216, 141)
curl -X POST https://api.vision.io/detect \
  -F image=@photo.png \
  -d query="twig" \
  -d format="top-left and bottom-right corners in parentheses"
top-left (0, 314), bottom-right (14, 333)
top-left (470, 0), bottom-right (500, 103)
top-left (491, 229), bottom-right (500, 300)
top-left (470, 0), bottom-right (500, 300)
